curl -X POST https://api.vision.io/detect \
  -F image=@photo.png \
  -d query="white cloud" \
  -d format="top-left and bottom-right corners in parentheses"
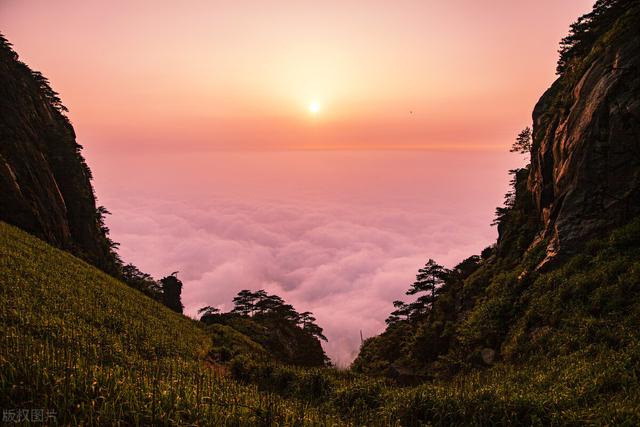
top-left (104, 195), bottom-right (497, 366)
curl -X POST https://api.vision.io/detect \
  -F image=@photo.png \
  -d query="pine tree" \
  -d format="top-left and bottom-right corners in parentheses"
top-left (386, 300), bottom-right (411, 325)
top-left (231, 290), bottom-right (258, 316)
top-left (406, 259), bottom-right (446, 313)
top-left (510, 127), bottom-right (532, 155)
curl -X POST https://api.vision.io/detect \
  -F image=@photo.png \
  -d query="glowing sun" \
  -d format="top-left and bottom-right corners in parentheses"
top-left (308, 101), bottom-right (320, 114)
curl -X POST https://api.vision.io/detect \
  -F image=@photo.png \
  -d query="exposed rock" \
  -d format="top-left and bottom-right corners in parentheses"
top-left (528, 7), bottom-right (640, 265)
top-left (0, 35), bottom-right (118, 274)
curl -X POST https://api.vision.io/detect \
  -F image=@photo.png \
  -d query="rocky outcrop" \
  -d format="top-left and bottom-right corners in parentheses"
top-left (528, 5), bottom-right (640, 262)
top-left (0, 35), bottom-right (118, 274)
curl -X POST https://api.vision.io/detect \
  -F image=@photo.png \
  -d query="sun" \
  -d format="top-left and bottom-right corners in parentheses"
top-left (308, 101), bottom-right (320, 114)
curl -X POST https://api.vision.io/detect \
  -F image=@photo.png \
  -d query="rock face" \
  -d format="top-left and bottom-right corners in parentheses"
top-left (528, 5), bottom-right (640, 262)
top-left (0, 35), bottom-right (118, 274)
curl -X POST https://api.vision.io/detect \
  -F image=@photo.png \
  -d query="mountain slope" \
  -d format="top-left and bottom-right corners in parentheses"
top-left (0, 35), bottom-right (118, 274)
top-left (0, 221), bottom-right (337, 425)
top-left (353, 0), bottom-right (640, 392)
top-left (528, 1), bottom-right (640, 263)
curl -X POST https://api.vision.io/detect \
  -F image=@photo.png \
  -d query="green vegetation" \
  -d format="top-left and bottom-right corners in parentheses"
top-left (349, 217), bottom-right (640, 424)
top-left (199, 290), bottom-right (329, 367)
top-left (0, 222), bottom-right (339, 425)
top-left (2, 1), bottom-right (640, 424)
top-left (556, 0), bottom-right (629, 75)
top-left (7, 211), bottom-right (639, 425)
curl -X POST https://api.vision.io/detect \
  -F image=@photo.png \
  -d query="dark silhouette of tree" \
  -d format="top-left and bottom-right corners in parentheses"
top-left (297, 311), bottom-right (327, 341)
top-left (95, 206), bottom-right (121, 255)
top-left (407, 259), bottom-right (446, 310)
top-left (198, 306), bottom-right (221, 323)
top-left (198, 306), bottom-right (220, 316)
top-left (303, 321), bottom-right (327, 342)
top-left (255, 293), bottom-right (285, 315)
top-left (30, 71), bottom-right (68, 115)
top-left (492, 169), bottom-right (519, 227)
top-left (557, 0), bottom-right (626, 75)
top-left (206, 289), bottom-right (330, 356)
top-left (386, 260), bottom-right (448, 325)
top-left (452, 255), bottom-right (481, 277)
top-left (510, 127), bottom-right (532, 155)
top-left (271, 303), bottom-right (300, 322)
top-left (231, 290), bottom-right (258, 316)
top-left (298, 311), bottom-right (316, 328)
top-left (160, 272), bottom-right (183, 314)
top-left (121, 263), bottom-right (162, 300)
top-left (386, 300), bottom-right (412, 325)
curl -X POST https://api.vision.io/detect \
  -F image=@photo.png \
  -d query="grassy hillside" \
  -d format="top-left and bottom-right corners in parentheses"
top-left (3, 209), bottom-right (640, 425)
top-left (0, 221), bottom-right (339, 425)
top-left (236, 218), bottom-right (640, 425)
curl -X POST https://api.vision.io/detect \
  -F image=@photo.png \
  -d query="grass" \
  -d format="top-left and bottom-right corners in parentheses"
top-left (2, 218), bottom-right (640, 425)
top-left (228, 349), bottom-right (640, 426)
top-left (0, 221), bottom-right (340, 425)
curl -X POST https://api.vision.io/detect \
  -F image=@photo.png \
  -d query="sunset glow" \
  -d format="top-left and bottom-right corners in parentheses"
top-left (309, 101), bottom-right (321, 114)
top-left (0, 0), bottom-right (596, 363)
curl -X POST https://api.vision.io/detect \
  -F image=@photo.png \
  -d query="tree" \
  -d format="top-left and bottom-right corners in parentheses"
top-left (231, 290), bottom-right (258, 316)
top-left (406, 259), bottom-right (446, 312)
top-left (557, 0), bottom-right (626, 75)
top-left (298, 311), bottom-right (316, 328)
top-left (160, 272), bottom-right (183, 314)
top-left (386, 300), bottom-right (411, 325)
top-left (453, 255), bottom-right (481, 278)
top-left (297, 311), bottom-right (327, 341)
top-left (121, 263), bottom-right (162, 300)
top-left (385, 260), bottom-right (448, 324)
top-left (303, 322), bottom-right (328, 342)
top-left (271, 303), bottom-right (300, 323)
top-left (198, 306), bottom-right (221, 322)
top-left (255, 293), bottom-right (284, 315)
top-left (510, 127), bottom-right (532, 155)
top-left (492, 169), bottom-right (520, 227)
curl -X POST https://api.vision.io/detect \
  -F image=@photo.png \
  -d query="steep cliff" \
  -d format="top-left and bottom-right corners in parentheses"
top-left (528, 2), bottom-right (640, 264)
top-left (0, 35), bottom-right (118, 274)
top-left (354, 0), bottom-right (640, 382)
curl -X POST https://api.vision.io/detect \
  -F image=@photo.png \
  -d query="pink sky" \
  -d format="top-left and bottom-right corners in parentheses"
top-left (1, 1), bottom-right (594, 364)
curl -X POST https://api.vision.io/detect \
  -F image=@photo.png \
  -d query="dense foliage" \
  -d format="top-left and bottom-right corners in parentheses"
top-left (199, 290), bottom-right (329, 367)
top-left (2, 1), bottom-right (640, 425)
top-left (0, 222), bottom-right (339, 425)
top-left (3, 219), bottom-right (640, 424)
top-left (556, 0), bottom-right (631, 74)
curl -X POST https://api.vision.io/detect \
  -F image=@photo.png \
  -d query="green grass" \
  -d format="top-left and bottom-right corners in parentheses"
top-left (228, 348), bottom-right (640, 425)
top-left (3, 217), bottom-right (640, 426)
top-left (205, 323), bottom-right (269, 362)
top-left (0, 222), bottom-right (340, 425)
top-left (229, 218), bottom-right (640, 426)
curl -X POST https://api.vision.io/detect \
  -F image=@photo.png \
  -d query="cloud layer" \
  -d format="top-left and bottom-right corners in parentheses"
top-left (97, 150), bottom-right (515, 365)
top-left (103, 198), bottom-right (494, 365)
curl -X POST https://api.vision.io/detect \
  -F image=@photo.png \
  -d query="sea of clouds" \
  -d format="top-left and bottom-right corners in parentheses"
top-left (97, 150), bottom-right (516, 365)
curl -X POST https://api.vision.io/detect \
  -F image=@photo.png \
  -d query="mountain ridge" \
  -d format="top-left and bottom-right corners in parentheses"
top-left (354, 0), bottom-right (640, 381)
top-left (0, 34), bottom-right (119, 275)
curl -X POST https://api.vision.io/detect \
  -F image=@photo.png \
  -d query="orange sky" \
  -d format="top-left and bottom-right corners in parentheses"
top-left (1, 0), bottom-right (593, 152)
top-left (1, 0), bottom-right (599, 363)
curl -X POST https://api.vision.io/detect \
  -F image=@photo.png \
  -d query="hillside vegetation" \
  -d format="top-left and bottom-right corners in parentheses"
top-left (0, 222), bottom-right (340, 425)
top-left (354, 0), bottom-right (640, 382)
top-left (3, 219), bottom-right (640, 425)
top-left (2, 0), bottom-right (640, 425)
top-left (236, 217), bottom-right (640, 425)
top-left (199, 290), bottom-right (329, 367)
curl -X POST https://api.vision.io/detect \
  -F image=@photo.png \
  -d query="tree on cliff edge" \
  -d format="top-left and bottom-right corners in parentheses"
top-left (161, 272), bottom-right (184, 314)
